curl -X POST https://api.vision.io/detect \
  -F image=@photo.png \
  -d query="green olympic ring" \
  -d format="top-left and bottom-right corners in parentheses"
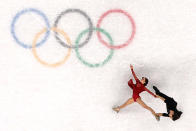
top-left (75, 27), bottom-right (114, 68)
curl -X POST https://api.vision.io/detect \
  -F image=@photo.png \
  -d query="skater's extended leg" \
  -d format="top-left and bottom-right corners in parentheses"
top-left (156, 95), bottom-right (166, 101)
top-left (136, 98), bottom-right (160, 121)
top-left (113, 98), bottom-right (134, 113)
top-left (119, 98), bottom-right (134, 109)
top-left (153, 86), bottom-right (170, 100)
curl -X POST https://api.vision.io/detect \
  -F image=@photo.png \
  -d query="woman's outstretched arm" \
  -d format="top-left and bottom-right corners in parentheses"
top-left (130, 65), bottom-right (139, 81)
top-left (145, 88), bottom-right (157, 98)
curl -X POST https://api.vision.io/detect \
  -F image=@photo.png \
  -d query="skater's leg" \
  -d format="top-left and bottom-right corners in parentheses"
top-left (153, 86), bottom-right (170, 100)
top-left (136, 98), bottom-right (159, 121)
top-left (156, 95), bottom-right (166, 101)
top-left (119, 98), bottom-right (134, 109)
top-left (156, 91), bottom-right (170, 100)
top-left (113, 98), bottom-right (134, 113)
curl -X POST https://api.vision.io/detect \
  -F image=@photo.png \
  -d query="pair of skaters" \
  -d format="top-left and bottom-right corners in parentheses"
top-left (112, 65), bottom-right (182, 121)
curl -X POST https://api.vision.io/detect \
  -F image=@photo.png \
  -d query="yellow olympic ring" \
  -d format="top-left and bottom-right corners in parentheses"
top-left (32, 27), bottom-right (72, 67)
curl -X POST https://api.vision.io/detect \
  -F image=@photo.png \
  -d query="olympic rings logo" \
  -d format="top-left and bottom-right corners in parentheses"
top-left (11, 8), bottom-right (136, 68)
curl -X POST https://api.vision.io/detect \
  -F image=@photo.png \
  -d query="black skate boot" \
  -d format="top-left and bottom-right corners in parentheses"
top-left (153, 86), bottom-right (160, 94)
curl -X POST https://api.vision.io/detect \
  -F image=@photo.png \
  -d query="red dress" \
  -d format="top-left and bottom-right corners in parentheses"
top-left (128, 68), bottom-right (156, 102)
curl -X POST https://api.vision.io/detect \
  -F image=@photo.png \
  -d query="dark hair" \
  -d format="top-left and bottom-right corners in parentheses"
top-left (143, 77), bottom-right (148, 86)
top-left (172, 110), bottom-right (183, 121)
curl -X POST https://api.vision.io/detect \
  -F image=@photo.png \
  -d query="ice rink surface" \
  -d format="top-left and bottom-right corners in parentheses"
top-left (0, 0), bottom-right (196, 131)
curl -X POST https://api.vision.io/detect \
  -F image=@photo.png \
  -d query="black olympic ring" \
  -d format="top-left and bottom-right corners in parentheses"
top-left (53, 8), bottom-right (93, 48)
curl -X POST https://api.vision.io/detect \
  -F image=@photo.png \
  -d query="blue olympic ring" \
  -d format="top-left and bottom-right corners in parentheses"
top-left (11, 8), bottom-right (50, 49)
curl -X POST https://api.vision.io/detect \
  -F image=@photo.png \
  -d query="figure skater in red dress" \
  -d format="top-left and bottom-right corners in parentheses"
top-left (113, 65), bottom-right (160, 121)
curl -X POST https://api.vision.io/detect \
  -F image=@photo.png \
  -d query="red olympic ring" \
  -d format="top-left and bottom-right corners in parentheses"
top-left (96, 9), bottom-right (136, 49)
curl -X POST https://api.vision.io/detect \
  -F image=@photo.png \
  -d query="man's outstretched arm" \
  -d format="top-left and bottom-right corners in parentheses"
top-left (157, 113), bottom-right (169, 117)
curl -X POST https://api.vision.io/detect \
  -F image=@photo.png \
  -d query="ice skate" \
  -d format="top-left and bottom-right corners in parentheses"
top-left (153, 86), bottom-right (160, 94)
top-left (112, 106), bottom-right (120, 113)
top-left (155, 114), bottom-right (160, 121)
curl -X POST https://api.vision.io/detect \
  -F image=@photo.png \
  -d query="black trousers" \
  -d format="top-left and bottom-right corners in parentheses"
top-left (156, 91), bottom-right (171, 100)
top-left (156, 89), bottom-right (177, 108)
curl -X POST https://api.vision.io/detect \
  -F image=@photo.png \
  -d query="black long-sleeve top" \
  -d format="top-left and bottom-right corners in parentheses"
top-left (162, 97), bottom-right (178, 117)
